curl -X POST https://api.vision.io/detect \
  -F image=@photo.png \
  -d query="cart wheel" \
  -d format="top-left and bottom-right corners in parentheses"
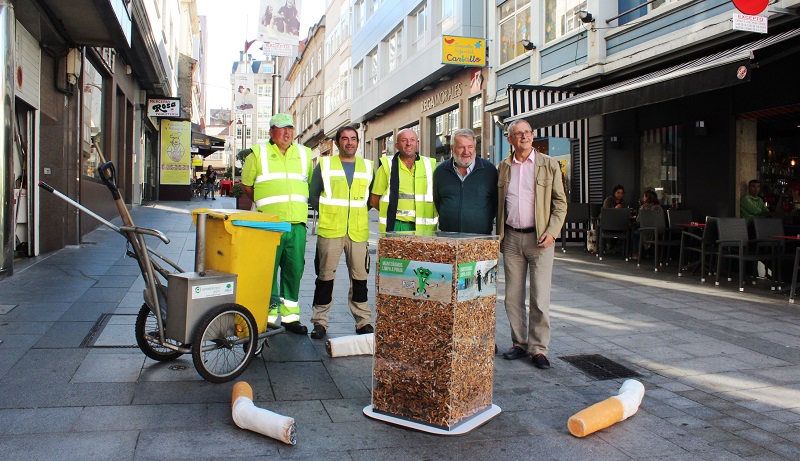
top-left (135, 304), bottom-right (183, 362)
top-left (191, 303), bottom-right (257, 383)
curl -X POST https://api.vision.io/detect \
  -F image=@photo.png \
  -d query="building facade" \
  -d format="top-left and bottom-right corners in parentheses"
top-left (2, 0), bottom-right (207, 278)
top-left (349, 0), bottom-right (488, 164)
top-left (283, 19), bottom-right (327, 157)
top-left (487, 0), bottom-right (800, 221)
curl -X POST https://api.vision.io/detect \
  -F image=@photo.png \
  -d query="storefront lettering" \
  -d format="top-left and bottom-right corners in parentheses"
top-left (421, 83), bottom-right (463, 112)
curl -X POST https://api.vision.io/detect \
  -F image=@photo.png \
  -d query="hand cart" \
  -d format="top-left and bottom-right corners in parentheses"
top-left (39, 160), bottom-right (288, 383)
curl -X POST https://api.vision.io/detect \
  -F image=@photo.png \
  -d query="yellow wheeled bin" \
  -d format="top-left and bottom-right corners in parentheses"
top-left (192, 208), bottom-right (290, 333)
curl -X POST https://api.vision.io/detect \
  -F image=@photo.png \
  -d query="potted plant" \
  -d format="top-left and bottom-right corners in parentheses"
top-left (232, 180), bottom-right (253, 210)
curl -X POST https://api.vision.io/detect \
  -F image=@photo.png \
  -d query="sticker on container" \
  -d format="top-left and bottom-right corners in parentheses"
top-left (378, 258), bottom-right (453, 303)
top-left (457, 259), bottom-right (498, 301)
top-left (192, 282), bottom-right (235, 299)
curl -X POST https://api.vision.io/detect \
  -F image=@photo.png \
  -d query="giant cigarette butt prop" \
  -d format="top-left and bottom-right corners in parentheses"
top-left (568, 379), bottom-right (645, 437)
top-left (325, 333), bottom-right (374, 357)
top-left (231, 381), bottom-right (297, 445)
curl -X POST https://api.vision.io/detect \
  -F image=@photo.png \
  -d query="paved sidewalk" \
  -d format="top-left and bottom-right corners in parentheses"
top-left (1, 196), bottom-right (799, 460)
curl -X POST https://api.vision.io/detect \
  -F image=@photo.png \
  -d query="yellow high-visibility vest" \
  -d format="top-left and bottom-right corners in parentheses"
top-left (317, 156), bottom-right (373, 241)
top-left (251, 142), bottom-right (312, 223)
top-left (377, 155), bottom-right (438, 232)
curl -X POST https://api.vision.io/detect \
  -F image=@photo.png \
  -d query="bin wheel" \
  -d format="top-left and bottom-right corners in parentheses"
top-left (191, 303), bottom-right (257, 383)
top-left (135, 304), bottom-right (183, 362)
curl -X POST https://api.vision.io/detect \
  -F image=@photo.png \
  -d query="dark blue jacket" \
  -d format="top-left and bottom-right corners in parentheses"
top-left (432, 157), bottom-right (498, 234)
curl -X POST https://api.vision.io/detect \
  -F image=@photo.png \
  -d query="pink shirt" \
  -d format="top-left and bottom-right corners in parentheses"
top-left (505, 150), bottom-right (535, 229)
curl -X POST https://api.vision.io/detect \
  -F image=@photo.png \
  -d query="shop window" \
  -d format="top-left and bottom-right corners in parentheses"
top-left (544, 0), bottom-right (587, 44)
top-left (378, 133), bottom-right (394, 156)
top-left (82, 59), bottom-right (105, 181)
top-left (640, 125), bottom-right (683, 208)
top-left (499, 0), bottom-right (531, 66)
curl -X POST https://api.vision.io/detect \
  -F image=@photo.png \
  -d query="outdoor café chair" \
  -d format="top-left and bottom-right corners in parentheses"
top-left (715, 217), bottom-right (775, 292)
top-left (678, 216), bottom-right (718, 282)
top-left (597, 207), bottom-right (632, 261)
top-left (637, 209), bottom-right (680, 272)
top-left (561, 203), bottom-right (591, 253)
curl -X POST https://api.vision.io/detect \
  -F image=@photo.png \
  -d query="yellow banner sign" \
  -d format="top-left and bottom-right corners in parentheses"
top-left (441, 35), bottom-right (486, 67)
top-left (160, 119), bottom-right (191, 185)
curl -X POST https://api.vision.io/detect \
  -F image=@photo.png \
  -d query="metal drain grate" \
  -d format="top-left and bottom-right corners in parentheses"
top-left (560, 354), bottom-right (641, 380)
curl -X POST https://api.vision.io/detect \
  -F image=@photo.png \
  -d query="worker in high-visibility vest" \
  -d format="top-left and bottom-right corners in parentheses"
top-left (307, 126), bottom-right (374, 339)
top-left (368, 128), bottom-right (437, 232)
top-left (241, 113), bottom-right (313, 334)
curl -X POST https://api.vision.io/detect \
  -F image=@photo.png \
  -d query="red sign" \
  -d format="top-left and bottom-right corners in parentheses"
top-left (732, 0), bottom-right (768, 15)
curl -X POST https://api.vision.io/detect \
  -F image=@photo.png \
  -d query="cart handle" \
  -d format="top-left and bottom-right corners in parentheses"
top-left (98, 161), bottom-right (121, 200)
top-left (119, 225), bottom-right (170, 244)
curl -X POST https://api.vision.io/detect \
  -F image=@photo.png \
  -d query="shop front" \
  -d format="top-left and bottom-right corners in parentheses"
top-left (361, 67), bottom-right (487, 165)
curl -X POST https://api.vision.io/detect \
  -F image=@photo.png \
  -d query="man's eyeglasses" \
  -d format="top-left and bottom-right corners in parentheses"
top-left (510, 130), bottom-right (533, 139)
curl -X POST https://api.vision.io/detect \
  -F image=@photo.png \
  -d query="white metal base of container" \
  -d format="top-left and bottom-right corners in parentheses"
top-left (362, 404), bottom-right (501, 435)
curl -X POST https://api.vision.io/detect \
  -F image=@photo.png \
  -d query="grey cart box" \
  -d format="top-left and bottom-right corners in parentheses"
top-left (166, 270), bottom-right (238, 344)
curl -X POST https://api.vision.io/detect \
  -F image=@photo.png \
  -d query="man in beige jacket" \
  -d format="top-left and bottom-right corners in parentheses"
top-left (497, 119), bottom-right (567, 369)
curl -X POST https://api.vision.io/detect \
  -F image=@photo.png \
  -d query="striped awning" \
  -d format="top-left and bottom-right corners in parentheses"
top-left (506, 27), bottom-right (800, 128)
top-left (507, 85), bottom-right (583, 139)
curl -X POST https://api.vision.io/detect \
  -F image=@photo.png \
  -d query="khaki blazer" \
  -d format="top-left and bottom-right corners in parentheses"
top-left (497, 150), bottom-right (568, 244)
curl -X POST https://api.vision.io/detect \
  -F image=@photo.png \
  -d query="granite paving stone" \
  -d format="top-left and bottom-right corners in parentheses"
top-left (2, 199), bottom-right (800, 459)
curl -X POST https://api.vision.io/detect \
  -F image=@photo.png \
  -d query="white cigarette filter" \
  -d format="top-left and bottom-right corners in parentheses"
top-left (231, 381), bottom-right (297, 445)
top-left (567, 379), bottom-right (645, 438)
top-left (325, 333), bottom-right (374, 357)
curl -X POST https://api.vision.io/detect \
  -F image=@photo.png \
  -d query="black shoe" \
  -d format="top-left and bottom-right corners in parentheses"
top-left (356, 324), bottom-right (374, 335)
top-left (283, 321), bottom-right (307, 335)
top-left (502, 346), bottom-right (529, 360)
top-left (212, 197), bottom-right (216, 200)
top-left (532, 354), bottom-right (551, 369)
top-left (310, 324), bottom-right (326, 339)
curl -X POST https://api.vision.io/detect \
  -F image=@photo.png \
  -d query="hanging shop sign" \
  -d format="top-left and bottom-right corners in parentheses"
top-left (441, 35), bottom-right (486, 67)
top-left (148, 97), bottom-right (181, 117)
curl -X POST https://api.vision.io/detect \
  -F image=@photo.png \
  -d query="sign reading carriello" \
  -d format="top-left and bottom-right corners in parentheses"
top-left (421, 83), bottom-right (463, 112)
top-left (441, 35), bottom-right (486, 67)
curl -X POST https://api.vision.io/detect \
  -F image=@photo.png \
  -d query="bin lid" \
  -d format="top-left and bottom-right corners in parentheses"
top-left (192, 208), bottom-right (282, 223)
top-left (231, 220), bottom-right (291, 233)
top-left (192, 208), bottom-right (290, 235)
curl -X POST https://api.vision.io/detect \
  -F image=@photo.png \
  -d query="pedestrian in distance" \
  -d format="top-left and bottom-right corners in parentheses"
top-left (497, 120), bottom-right (567, 369)
top-left (307, 126), bottom-right (374, 339)
top-left (241, 113), bottom-right (313, 335)
top-left (369, 128), bottom-right (438, 233)
top-left (432, 128), bottom-right (498, 235)
top-left (204, 165), bottom-right (217, 200)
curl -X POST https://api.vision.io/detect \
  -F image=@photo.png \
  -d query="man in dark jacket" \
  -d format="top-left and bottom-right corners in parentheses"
top-left (432, 128), bottom-right (498, 234)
